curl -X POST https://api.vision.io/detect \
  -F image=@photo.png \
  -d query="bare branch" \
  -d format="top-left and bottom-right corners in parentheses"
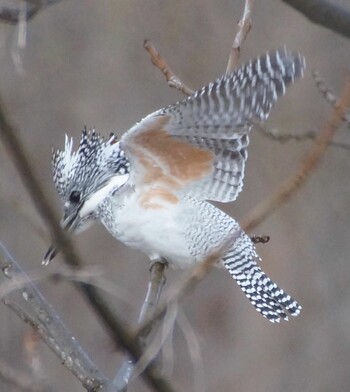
top-left (134, 303), bottom-right (178, 382)
top-left (242, 76), bottom-right (350, 232)
top-left (312, 71), bottom-right (338, 106)
top-left (133, 232), bottom-right (237, 344)
top-left (312, 71), bottom-right (350, 124)
top-left (144, 1), bottom-right (254, 95)
top-left (0, 0), bottom-right (63, 24)
top-left (257, 125), bottom-right (350, 150)
top-left (226, 0), bottom-right (254, 74)
top-left (143, 40), bottom-right (194, 96)
top-left (0, 243), bottom-right (114, 392)
top-left (114, 261), bottom-right (167, 391)
top-left (281, 0), bottom-right (350, 40)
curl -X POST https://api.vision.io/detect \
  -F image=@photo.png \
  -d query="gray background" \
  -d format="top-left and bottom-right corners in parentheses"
top-left (1, 1), bottom-right (350, 391)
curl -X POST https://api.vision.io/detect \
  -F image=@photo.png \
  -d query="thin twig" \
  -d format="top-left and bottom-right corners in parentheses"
top-left (226, 0), bottom-right (253, 74)
top-left (281, 0), bottom-right (350, 40)
top-left (312, 71), bottom-right (350, 124)
top-left (0, 243), bottom-right (114, 392)
top-left (312, 71), bottom-right (338, 106)
top-left (134, 303), bottom-right (178, 383)
top-left (133, 232), bottom-right (237, 345)
top-left (257, 125), bottom-right (350, 150)
top-left (143, 40), bottom-right (194, 96)
top-left (113, 261), bottom-right (167, 392)
top-left (242, 76), bottom-right (350, 232)
top-left (0, 263), bottom-right (133, 307)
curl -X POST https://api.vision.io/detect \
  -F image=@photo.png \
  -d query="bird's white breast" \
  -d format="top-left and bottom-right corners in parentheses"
top-left (103, 190), bottom-right (196, 268)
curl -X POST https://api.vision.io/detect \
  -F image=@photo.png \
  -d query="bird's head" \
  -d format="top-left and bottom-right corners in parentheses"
top-left (43, 128), bottom-right (129, 264)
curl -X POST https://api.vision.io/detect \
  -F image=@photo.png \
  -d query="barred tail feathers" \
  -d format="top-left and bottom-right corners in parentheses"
top-left (223, 232), bottom-right (301, 323)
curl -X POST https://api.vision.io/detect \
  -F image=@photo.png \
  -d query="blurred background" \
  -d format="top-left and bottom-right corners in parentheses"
top-left (0, 1), bottom-right (350, 391)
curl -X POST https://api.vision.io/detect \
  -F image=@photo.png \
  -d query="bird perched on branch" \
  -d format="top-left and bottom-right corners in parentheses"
top-left (44, 48), bottom-right (305, 323)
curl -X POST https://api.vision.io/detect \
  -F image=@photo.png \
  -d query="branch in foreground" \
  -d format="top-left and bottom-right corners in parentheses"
top-left (0, 243), bottom-right (113, 392)
top-left (242, 76), bottom-right (350, 232)
top-left (281, 0), bottom-right (350, 40)
top-left (114, 261), bottom-right (167, 392)
top-left (0, 96), bottom-right (174, 392)
top-left (226, 0), bottom-right (253, 74)
top-left (0, 0), bottom-right (63, 24)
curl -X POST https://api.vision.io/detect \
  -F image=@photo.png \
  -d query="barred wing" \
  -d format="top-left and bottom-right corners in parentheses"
top-left (121, 49), bottom-right (305, 205)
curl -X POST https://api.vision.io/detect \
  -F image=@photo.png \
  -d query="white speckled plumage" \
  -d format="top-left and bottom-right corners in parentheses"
top-left (48, 49), bottom-right (305, 322)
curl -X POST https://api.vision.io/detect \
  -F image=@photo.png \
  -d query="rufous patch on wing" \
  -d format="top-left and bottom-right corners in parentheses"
top-left (139, 187), bottom-right (179, 209)
top-left (133, 115), bottom-right (214, 188)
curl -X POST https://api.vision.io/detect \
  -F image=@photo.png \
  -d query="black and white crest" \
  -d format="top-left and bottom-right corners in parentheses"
top-left (52, 129), bottom-right (130, 202)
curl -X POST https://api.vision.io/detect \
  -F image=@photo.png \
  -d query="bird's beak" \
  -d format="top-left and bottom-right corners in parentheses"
top-left (42, 210), bottom-right (80, 266)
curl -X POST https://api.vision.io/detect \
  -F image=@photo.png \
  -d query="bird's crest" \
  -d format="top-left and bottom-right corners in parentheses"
top-left (52, 128), bottom-right (129, 202)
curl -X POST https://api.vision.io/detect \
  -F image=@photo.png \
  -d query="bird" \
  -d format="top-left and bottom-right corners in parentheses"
top-left (44, 48), bottom-right (305, 323)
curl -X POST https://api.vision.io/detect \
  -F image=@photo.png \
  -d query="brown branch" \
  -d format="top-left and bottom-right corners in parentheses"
top-left (0, 97), bottom-right (175, 392)
top-left (144, 1), bottom-right (254, 94)
top-left (226, 0), bottom-right (253, 74)
top-left (0, 0), bottom-right (63, 24)
top-left (143, 40), bottom-right (194, 96)
top-left (281, 0), bottom-right (350, 40)
top-left (242, 76), bottom-right (350, 232)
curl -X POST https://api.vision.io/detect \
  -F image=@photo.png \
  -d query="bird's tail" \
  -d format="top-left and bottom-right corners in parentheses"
top-left (223, 230), bottom-right (301, 323)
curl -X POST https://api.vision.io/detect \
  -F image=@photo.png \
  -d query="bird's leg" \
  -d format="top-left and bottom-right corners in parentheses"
top-left (113, 258), bottom-right (168, 391)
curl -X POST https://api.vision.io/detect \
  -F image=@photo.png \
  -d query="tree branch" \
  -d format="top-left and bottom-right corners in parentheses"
top-left (257, 125), bottom-right (350, 150)
top-left (242, 76), bottom-right (350, 232)
top-left (143, 40), bottom-right (194, 96)
top-left (133, 233), bottom-right (236, 346)
top-left (113, 261), bottom-right (167, 392)
top-left (0, 243), bottom-right (114, 392)
top-left (281, 0), bottom-right (350, 40)
top-left (226, 0), bottom-right (253, 74)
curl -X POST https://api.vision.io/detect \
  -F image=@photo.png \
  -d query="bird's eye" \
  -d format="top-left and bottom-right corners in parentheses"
top-left (69, 191), bottom-right (81, 204)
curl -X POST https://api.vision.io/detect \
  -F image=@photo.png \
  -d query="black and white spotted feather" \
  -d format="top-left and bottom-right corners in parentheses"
top-left (182, 198), bottom-right (301, 323)
top-left (52, 129), bottom-right (130, 203)
top-left (155, 48), bottom-right (305, 202)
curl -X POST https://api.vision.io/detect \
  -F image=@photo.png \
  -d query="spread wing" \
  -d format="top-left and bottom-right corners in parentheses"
top-left (121, 49), bottom-right (305, 206)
